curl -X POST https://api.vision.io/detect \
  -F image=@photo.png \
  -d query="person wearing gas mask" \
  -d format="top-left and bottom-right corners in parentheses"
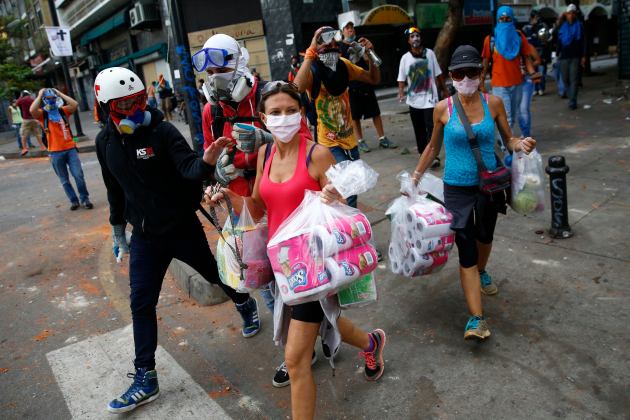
top-left (397, 27), bottom-right (449, 165)
top-left (29, 88), bottom-right (93, 210)
top-left (339, 19), bottom-right (396, 153)
top-left (93, 67), bottom-right (260, 414)
top-left (195, 33), bottom-right (311, 197)
top-left (293, 26), bottom-right (380, 209)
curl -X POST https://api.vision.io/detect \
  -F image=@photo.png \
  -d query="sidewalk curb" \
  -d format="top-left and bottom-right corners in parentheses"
top-left (168, 259), bottom-right (230, 306)
top-left (0, 143), bottom-right (95, 160)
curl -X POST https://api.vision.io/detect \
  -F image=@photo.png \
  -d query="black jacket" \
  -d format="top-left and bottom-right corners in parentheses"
top-left (95, 108), bottom-right (212, 235)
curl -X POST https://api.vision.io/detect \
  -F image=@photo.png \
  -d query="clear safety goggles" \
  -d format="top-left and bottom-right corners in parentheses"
top-left (260, 80), bottom-right (298, 97)
top-left (318, 29), bottom-right (342, 46)
top-left (109, 91), bottom-right (147, 115)
top-left (192, 48), bottom-right (234, 72)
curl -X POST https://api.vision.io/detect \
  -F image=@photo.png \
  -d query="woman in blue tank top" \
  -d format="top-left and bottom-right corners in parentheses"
top-left (412, 45), bottom-right (536, 341)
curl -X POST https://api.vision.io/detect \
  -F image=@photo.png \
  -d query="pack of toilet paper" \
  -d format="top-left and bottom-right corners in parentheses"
top-left (387, 171), bottom-right (455, 277)
top-left (267, 190), bottom-right (378, 305)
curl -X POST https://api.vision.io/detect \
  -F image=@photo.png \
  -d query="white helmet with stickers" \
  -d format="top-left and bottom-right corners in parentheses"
top-left (94, 67), bottom-right (145, 106)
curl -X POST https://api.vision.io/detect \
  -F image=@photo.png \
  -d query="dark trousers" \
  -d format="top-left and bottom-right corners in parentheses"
top-left (129, 217), bottom-right (249, 369)
top-left (328, 145), bottom-right (360, 208)
top-left (409, 107), bottom-right (434, 154)
top-left (560, 58), bottom-right (579, 108)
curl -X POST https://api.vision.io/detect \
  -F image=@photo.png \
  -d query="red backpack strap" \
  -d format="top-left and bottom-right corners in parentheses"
top-left (447, 96), bottom-right (453, 118)
top-left (483, 92), bottom-right (489, 104)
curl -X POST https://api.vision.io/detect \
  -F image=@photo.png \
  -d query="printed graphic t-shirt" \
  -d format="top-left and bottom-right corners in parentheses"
top-left (38, 106), bottom-right (75, 152)
top-left (397, 49), bottom-right (442, 110)
top-left (306, 57), bottom-right (365, 150)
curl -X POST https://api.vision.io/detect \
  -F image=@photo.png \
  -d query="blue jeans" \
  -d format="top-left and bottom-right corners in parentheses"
top-left (49, 148), bottom-right (90, 204)
top-left (560, 58), bottom-right (579, 108)
top-left (328, 145), bottom-right (360, 208)
top-left (554, 61), bottom-right (566, 97)
top-left (129, 218), bottom-right (249, 369)
top-left (535, 64), bottom-right (547, 92)
top-left (148, 97), bottom-right (158, 109)
top-left (518, 76), bottom-right (535, 137)
top-left (259, 283), bottom-right (275, 312)
top-left (492, 84), bottom-right (522, 149)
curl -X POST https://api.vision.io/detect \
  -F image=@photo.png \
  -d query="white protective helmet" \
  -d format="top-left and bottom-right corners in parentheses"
top-left (94, 67), bottom-right (145, 107)
top-left (201, 34), bottom-right (247, 70)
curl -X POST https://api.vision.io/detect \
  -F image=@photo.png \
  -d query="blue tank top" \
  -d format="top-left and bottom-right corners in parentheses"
top-left (443, 93), bottom-right (497, 186)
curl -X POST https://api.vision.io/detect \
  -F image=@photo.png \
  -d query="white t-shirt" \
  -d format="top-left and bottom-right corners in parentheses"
top-left (397, 49), bottom-right (442, 109)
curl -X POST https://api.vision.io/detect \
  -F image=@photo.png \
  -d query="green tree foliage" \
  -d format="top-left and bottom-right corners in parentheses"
top-left (0, 15), bottom-right (41, 99)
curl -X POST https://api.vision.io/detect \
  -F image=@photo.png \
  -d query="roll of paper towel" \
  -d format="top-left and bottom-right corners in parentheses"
top-left (412, 215), bottom-right (453, 239)
top-left (413, 234), bottom-right (455, 254)
top-left (326, 244), bottom-right (378, 288)
top-left (409, 248), bottom-right (449, 271)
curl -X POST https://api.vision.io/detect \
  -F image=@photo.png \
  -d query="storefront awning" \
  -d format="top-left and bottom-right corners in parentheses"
top-left (80, 8), bottom-right (128, 46)
top-left (98, 43), bottom-right (167, 70)
top-left (361, 5), bottom-right (413, 26)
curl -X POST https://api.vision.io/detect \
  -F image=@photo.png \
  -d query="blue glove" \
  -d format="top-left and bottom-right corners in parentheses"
top-left (231, 123), bottom-right (273, 153)
top-left (112, 224), bottom-right (129, 263)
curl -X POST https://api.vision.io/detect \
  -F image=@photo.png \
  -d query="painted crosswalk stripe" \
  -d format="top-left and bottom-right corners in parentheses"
top-left (46, 324), bottom-right (231, 419)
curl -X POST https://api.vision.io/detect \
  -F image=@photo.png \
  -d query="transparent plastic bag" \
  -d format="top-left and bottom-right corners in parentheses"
top-left (325, 159), bottom-right (379, 199)
top-left (338, 272), bottom-right (377, 309)
top-left (216, 205), bottom-right (273, 293)
top-left (387, 171), bottom-right (455, 277)
top-left (267, 190), bottom-right (377, 305)
top-left (510, 149), bottom-right (545, 215)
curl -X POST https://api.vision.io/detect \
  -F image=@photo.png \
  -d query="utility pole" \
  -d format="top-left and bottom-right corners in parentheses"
top-left (47, 0), bottom-right (85, 137)
top-left (169, 0), bottom-right (204, 153)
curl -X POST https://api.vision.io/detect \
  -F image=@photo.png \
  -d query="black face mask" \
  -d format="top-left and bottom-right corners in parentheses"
top-left (315, 59), bottom-right (349, 97)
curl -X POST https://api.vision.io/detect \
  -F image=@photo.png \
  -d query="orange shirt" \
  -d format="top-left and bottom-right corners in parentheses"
top-left (482, 32), bottom-right (531, 88)
top-left (38, 106), bottom-right (75, 152)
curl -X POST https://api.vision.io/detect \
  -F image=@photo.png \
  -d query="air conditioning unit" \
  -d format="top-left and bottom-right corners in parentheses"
top-left (129, 2), bottom-right (160, 29)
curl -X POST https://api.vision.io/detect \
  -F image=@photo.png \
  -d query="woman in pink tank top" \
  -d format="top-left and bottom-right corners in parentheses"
top-left (205, 82), bottom-right (387, 419)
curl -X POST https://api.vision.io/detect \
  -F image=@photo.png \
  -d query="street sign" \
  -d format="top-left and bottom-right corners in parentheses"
top-left (45, 26), bottom-right (73, 57)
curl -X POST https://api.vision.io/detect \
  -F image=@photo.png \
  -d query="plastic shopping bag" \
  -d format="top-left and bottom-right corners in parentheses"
top-left (325, 159), bottom-right (379, 199)
top-left (216, 205), bottom-right (273, 293)
top-left (387, 171), bottom-right (455, 277)
top-left (338, 272), bottom-right (377, 309)
top-left (267, 190), bottom-right (378, 306)
top-left (510, 149), bottom-right (545, 215)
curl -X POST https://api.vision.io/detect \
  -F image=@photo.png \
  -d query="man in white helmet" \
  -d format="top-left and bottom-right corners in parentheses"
top-left (193, 33), bottom-right (311, 197)
top-left (93, 67), bottom-right (261, 414)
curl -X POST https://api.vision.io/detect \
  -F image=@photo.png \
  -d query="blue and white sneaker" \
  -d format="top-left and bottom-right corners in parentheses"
top-left (464, 315), bottom-right (491, 340)
top-left (235, 297), bottom-right (260, 338)
top-left (107, 368), bottom-right (159, 413)
top-left (479, 270), bottom-right (498, 295)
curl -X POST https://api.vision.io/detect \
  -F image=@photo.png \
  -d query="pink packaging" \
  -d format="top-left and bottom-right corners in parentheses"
top-left (325, 243), bottom-right (378, 288)
top-left (413, 234), bottom-right (455, 253)
top-left (310, 214), bottom-right (372, 257)
top-left (243, 260), bottom-right (274, 290)
top-left (267, 233), bottom-right (332, 303)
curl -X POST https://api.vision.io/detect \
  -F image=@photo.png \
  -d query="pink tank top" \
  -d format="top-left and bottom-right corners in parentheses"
top-left (259, 135), bottom-right (321, 239)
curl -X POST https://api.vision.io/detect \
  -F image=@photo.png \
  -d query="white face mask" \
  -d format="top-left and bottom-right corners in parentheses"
top-left (452, 76), bottom-right (480, 96)
top-left (264, 112), bottom-right (302, 143)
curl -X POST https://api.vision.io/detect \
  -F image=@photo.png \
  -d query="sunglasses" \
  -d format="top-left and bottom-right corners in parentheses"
top-left (318, 29), bottom-right (342, 45)
top-left (405, 27), bottom-right (420, 36)
top-left (450, 68), bottom-right (481, 81)
top-left (192, 48), bottom-right (235, 72)
top-left (110, 91), bottom-right (147, 115)
top-left (261, 80), bottom-right (298, 97)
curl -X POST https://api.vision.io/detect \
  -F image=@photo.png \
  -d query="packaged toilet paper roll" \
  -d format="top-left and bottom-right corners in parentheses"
top-left (310, 214), bottom-right (372, 257)
top-left (389, 243), bottom-right (404, 274)
top-left (408, 248), bottom-right (449, 272)
top-left (413, 234), bottom-right (455, 254)
top-left (412, 216), bottom-right (453, 239)
top-left (326, 244), bottom-right (378, 288)
top-left (273, 269), bottom-right (333, 305)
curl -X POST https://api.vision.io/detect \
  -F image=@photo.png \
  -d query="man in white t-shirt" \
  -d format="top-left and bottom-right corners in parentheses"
top-left (397, 27), bottom-right (448, 166)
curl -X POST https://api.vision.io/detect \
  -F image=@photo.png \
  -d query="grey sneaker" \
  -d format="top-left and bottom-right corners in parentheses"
top-left (378, 136), bottom-right (397, 149)
top-left (358, 140), bottom-right (371, 153)
top-left (464, 315), bottom-right (491, 340)
top-left (480, 270), bottom-right (498, 295)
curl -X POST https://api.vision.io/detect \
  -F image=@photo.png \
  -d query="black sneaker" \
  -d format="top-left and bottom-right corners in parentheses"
top-left (82, 200), bottom-right (94, 209)
top-left (376, 249), bottom-right (383, 262)
top-left (360, 329), bottom-right (386, 381)
top-left (70, 202), bottom-right (80, 211)
top-left (235, 297), bottom-right (260, 337)
top-left (272, 352), bottom-right (317, 388)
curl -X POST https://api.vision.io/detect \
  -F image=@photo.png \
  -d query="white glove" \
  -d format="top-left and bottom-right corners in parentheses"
top-left (214, 150), bottom-right (244, 186)
top-left (231, 123), bottom-right (272, 153)
top-left (112, 224), bottom-right (129, 263)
